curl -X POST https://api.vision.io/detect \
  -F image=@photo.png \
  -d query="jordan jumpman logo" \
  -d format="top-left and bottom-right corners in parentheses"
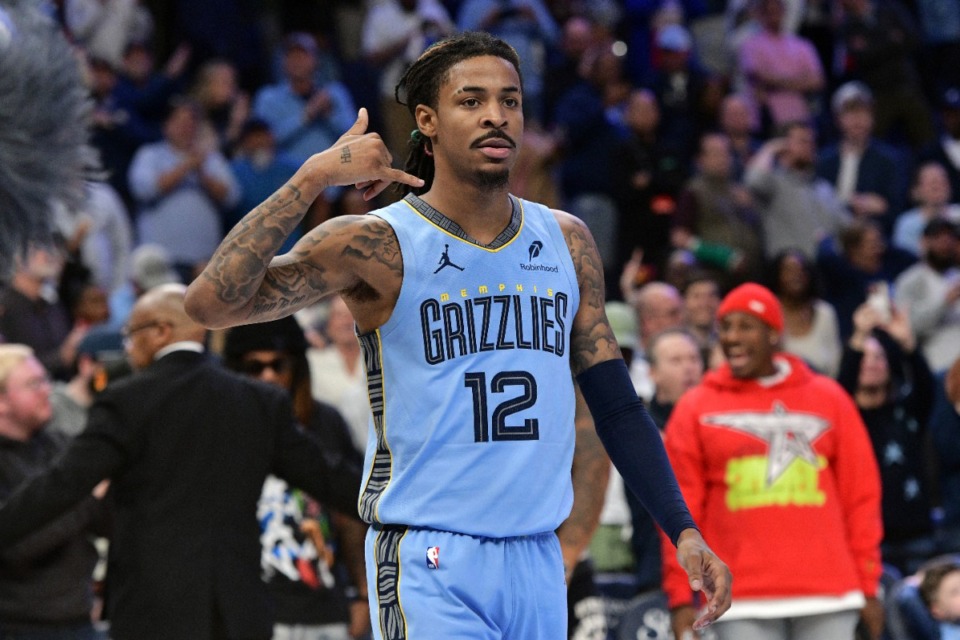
top-left (434, 244), bottom-right (465, 273)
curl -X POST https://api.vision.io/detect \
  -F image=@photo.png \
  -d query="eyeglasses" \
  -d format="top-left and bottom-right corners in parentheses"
top-left (239, 357), bottom-right (291, 376)
top-left (121, 321), bottom-right (169, 338)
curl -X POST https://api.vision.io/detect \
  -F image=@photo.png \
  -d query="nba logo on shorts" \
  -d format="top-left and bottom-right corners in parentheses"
top-left (426, 546), bottom-right (440, 570)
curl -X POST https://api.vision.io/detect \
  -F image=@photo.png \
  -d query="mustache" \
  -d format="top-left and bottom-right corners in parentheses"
top-left (471, 129), bottom-right (517, 148)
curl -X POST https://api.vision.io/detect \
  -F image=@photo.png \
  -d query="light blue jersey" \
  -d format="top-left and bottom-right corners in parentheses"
top-left (358, 193), bottom-right (581, 538)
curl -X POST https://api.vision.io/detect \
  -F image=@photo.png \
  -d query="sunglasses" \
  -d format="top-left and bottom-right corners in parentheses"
top-left (239, 357), bottom-right (291, 376)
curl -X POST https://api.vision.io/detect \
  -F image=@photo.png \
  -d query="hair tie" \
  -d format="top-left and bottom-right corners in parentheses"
top-left (411, 129), bottom-right (433, 156)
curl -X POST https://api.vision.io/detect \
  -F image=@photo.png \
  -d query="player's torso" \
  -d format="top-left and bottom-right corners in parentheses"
top-left (357, 194), bottom-right (581, 537)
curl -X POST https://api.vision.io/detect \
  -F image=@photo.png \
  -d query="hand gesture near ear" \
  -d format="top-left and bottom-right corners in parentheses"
top-left (304, 108), bottom-right (424, 200)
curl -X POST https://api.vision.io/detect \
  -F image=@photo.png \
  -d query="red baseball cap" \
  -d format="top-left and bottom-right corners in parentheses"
top-left (717, 283), bottom-right (784, 332)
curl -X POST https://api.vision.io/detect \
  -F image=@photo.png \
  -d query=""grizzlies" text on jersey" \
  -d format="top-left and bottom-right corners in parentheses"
top-left (419, 290), bottom-right (569, 365)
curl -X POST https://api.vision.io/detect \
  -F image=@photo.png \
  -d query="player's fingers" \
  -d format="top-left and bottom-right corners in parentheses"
top-left (692, 560), bottom-right (732, 630)
top-left (692, 610), bottom-right (715, 631)
top-left (692, 596), bottom-right (728, 631)
top-left (714, 567), bottom-right (733, 614)
top-left (343, 108), bottom-right (369, 137)
top-left (363, 179), bottom-right (391, 201)
top-left (683, 553), bottom-right (705, 594)
top-left (385, 167), bottom-right (425, 189)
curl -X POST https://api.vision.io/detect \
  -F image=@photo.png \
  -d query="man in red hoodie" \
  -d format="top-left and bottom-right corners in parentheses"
top-left (661, 283), bottom-right (885, 640)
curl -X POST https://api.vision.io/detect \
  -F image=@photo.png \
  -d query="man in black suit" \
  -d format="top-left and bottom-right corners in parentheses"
top-left (0, 284), bottom-right (363, 640)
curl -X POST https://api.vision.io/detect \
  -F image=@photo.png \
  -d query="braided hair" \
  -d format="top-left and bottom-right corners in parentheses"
top-left (394, 31), bottom-right (522, 196)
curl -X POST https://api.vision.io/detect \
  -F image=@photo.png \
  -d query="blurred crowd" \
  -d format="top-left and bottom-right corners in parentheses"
top-left (2, 0), bottom-right (960, 638)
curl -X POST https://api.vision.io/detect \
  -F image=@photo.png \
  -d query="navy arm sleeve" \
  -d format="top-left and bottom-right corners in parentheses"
top-left (576, 358), bottom-right (697, 545)
top-left (272, 406), bottom-right (363, 518)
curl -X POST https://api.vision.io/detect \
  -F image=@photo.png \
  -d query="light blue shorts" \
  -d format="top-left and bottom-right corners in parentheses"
top-left (366, 525), bottom-right (567, 640)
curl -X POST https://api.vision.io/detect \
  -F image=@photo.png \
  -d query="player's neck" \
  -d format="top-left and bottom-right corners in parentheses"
top-left (419, 178), bottom-right (513, 246)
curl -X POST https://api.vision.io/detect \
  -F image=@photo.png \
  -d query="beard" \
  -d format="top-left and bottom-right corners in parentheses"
top-left (472, 167), bottom-right (510, 190)
top-left (448, 153), bottom-right (512, 191)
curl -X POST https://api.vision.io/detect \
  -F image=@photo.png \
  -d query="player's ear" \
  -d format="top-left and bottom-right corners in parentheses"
top-left (416, 105), bottom-right (438, 138)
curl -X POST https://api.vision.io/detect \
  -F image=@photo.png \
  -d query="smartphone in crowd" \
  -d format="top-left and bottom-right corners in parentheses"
top-left (866, 281), bottom-right (892, 324)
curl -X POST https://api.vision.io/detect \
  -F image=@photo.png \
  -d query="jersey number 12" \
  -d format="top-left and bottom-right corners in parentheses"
top-left (464, 371), bottom-right (539, 442)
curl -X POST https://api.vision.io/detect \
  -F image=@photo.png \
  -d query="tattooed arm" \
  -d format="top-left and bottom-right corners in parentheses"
top-left (553, 211), bottom-right (617, 581)
top-left (556, 385), bottom-right (610, 583)
top-left (185, 108), bottom-right (423, 329)
top-left (554, 210), bottom-right (621, 373)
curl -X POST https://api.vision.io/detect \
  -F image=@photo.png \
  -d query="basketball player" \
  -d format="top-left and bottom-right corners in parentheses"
top-left (186, 31), bottom-right (731, 640)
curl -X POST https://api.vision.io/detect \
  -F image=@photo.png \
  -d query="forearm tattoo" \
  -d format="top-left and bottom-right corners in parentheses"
top-left (200, 166), bottom-right (404, 323)
top-left (201, 183), bottom-right (311, 315)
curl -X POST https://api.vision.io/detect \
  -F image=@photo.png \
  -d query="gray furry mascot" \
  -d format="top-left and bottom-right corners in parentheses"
top-left (0, 0), bottom-right (93, 275)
